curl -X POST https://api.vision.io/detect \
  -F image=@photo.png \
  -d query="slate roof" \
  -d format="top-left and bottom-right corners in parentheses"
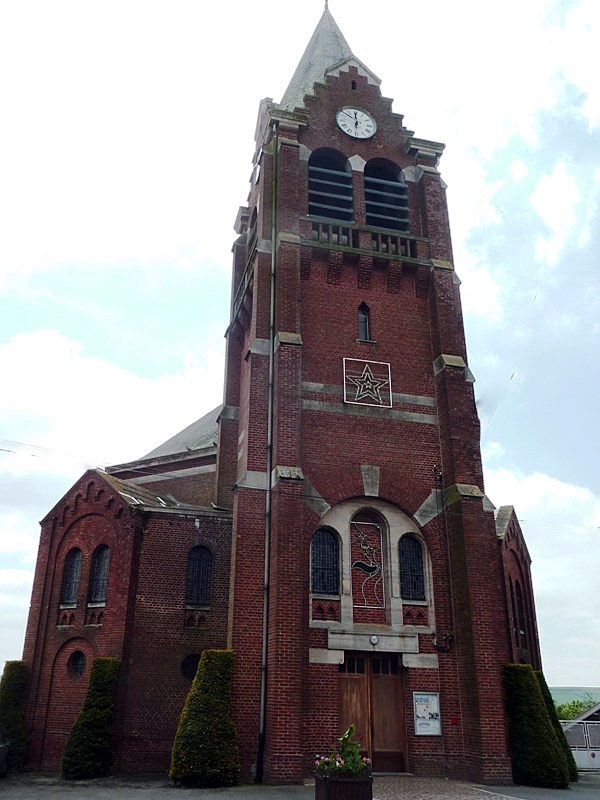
top-left (280, 5), bottom-right (354, 110)
top-left (101, 470), bottom-right (180, 509)
top-left (140, 404), bottom-right (221, 460)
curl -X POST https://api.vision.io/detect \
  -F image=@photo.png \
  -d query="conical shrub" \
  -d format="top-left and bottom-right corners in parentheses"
top-left (0, 661), bottom-right (30, 771)
top-left (504, 663), bottom-right (569, 788)
top-left (170, 649), bottom-right (240, 787)
top-left (535, 670), bottom-right (578, 782)
top-left (61, 657), bottom-right (120, 779)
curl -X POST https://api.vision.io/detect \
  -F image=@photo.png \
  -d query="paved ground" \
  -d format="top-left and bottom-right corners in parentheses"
top-left (1, 773), bottom-right (599, 800)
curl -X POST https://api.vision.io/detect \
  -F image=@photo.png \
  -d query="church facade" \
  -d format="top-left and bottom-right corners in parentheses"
top-left (22, 6), bottom-right (541, 784)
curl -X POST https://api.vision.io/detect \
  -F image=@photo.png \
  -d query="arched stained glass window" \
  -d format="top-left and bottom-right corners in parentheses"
top-left (89, 544), bottom-right (111, 604)
top-left (60, 548), bottom-right (83, 605)
top-left (399, 535), bottom-right (425, 601)
top-left (311, 529), bottom-right (340, 595)
top-left (186, 546), bottom-right (212, 606)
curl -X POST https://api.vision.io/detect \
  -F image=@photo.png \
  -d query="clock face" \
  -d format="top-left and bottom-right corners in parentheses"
top-left (336, 106), bottom-right (377, 139)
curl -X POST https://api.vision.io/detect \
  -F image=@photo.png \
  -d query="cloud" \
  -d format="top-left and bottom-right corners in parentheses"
top-left (530, 161), bottom-right (581, 264)
top-left (560, 0), bottom-right (600, 131)
top-left (0, 569), bottom-right (34, 589)
top-left (0, 329), bottom-right (224, 470)
top-left (0, 326), bottom-right (225, 665)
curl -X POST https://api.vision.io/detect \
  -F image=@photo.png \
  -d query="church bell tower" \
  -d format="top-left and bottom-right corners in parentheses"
top-left (216, 4), bottom-right (513, 784)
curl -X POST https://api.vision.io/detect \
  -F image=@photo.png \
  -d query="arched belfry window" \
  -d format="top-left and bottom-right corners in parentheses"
top-left (60, 548), bottom-right (83, 605)
top-left (311, 528), bottom-right (340, 595)
top-left (399, 534), bottom-right (426, 601)
top-left (186, 546), bottom-right (212, 606)
top-left (88, 545), bottom-right (111, 604)
top-left (308, 149), bottom-right (353, 222)
top-left (358, 302), bottom-right (370, 340)
top-left (364, 159), bottom-right (409, 231)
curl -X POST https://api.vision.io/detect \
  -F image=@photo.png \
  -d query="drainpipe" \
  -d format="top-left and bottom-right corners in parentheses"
top-left (256, 119), bottom-right (279, 783)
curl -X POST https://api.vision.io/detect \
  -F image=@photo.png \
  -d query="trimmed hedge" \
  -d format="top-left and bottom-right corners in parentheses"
top-left (504, 663), bottom-right (569, 788)
top-left (170, 649), bottom-right (240, 787)
top-left (0, 661), bottom-right (30, 771)
top-left (61, 657), bottom-right (120, 779)
top-left (535, 670), bottom-right (578, 782)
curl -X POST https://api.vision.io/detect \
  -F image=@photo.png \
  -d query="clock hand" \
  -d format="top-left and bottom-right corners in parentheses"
top-left (341, 110), bottom-right (354, 119)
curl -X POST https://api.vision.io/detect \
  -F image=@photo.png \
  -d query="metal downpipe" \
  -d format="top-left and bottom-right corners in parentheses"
top-left (256, 120), bottom-right (278, 783)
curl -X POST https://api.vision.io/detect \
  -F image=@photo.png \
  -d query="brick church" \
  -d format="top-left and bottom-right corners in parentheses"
top-left (22, 5), bottom-right (541, 784)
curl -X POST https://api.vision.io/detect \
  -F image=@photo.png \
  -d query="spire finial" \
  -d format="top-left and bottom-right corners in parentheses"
top-left (325, 0), bottom-right (329, 9)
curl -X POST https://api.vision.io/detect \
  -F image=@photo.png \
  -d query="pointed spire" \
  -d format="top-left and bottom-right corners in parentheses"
top-left (280, 5), bottom-right (354, 111)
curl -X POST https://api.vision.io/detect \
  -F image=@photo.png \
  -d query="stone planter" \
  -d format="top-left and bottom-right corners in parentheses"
top-left (314, 771), bottom-right (373, 800)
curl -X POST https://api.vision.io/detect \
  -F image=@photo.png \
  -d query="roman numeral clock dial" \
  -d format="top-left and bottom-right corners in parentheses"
top-left (336, 106), bottom-right (377, 139)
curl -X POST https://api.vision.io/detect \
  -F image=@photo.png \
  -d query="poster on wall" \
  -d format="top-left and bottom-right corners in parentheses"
top-left (413, 692), bottom-right (441, 736)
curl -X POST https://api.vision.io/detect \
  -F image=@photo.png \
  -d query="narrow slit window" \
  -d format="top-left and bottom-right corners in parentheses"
top-left (358, 303), bottom-right (370, 340)
top-left (186, 546), bottom-right (212, 606)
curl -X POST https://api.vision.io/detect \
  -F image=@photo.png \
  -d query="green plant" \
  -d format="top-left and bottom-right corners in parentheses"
top-left (535, 671), bottom-right (578, 782)
top-left (61, 657), bottom-right (120, 779)
top-left (555, 698), bottom-right (595, 720)
top-left (169, 649), bottom-right (240, 787)
top-left (314, 724), bottom-right (371, 776)
top-left (0, 661), bottom-right (30, 771)
top-left (504, 663), bottom-right (569, 789)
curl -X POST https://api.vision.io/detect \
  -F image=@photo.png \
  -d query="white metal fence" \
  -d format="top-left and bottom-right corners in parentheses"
top-left (561, 720), bottom-right (600, 770)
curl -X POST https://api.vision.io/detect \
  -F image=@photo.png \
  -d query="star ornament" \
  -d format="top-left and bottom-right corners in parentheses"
top-left (343, 359), bottom-right (392, 407)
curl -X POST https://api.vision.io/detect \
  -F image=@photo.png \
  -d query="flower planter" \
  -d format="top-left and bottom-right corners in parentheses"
top-left (314, 772), bottom-right (373, 800)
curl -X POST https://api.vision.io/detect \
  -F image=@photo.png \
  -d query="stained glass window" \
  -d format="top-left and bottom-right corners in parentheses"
top-left (399, 535), bottom-right (425, 601)
top-left (311, 529), bottom-right (339, 595)
top-left (60, 548), bottom-right (82, 605)
top-left (186, 546), bottom-right (212, 606)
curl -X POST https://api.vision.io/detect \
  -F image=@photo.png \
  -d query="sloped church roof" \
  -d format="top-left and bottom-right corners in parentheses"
top-left (280, 3), bottom-right (380, 111)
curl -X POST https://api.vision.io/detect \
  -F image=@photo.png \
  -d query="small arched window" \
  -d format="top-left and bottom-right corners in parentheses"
top-left (88, 545), bottom-right (111, 604)
top-left (60, 548), bottom-right (83, 605)
top-left (308, 148), bottom-right (353, 222)
top-left (186, 546), bottom-right (212, 606)
top-left (399, 535), bottom-right (426, 601)
top-left (311, 529), bottom-right (340, 595)
top-left (515, 580), bottom-right (528, 650)
top-left (364, 158), bottom-right (409, 232)
top-left (358, 303), bottom-right (370, 340)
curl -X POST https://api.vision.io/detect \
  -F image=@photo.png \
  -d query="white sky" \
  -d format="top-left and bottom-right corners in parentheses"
top-left (1, 0), bottom-right (599, 687)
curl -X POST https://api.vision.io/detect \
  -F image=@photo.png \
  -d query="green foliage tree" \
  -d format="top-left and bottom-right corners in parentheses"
top-left (504, 664), bottom-right (569, 789)
top-left (555, 698), bottom-right (595, 720)
top-left (169, 649), bottom-right (240, 787)
top-left (61, 657), bottom-right (120, 780)
top-left (0, 661), bottom-right (30, 771)
top-left (535, 671), bottom-right (578, 782)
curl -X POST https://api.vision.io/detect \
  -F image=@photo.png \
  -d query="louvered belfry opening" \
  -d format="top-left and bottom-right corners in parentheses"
top-left (365, 158), bottom-right (409, 232)
top-left (308, 148), bottom-right (353, 222)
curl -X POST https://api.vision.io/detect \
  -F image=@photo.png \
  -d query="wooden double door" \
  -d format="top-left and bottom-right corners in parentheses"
top-left (338, 653), bottom-right (406, 772)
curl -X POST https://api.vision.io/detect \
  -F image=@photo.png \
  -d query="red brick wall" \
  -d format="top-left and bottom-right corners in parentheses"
top-left (115, 510), bottom-right (232, 773)
top-left (23, 471), bottom-right (233, 774)
top-left (23, 472), bottom-right (138, 769)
